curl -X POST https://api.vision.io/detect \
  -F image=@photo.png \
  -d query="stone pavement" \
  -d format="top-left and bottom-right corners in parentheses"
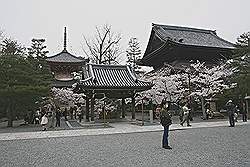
top-left (0, 119), bottom-right (248, 141)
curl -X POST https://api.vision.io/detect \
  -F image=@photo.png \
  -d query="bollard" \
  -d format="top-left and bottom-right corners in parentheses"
top-left (149, 110), bottom-right (153, 124)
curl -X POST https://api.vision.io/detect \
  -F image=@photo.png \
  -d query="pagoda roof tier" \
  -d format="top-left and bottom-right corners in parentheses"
top-left (46, 50), bottom-right (86, 64)
top-left (75, 64), bottom-right (153, 92)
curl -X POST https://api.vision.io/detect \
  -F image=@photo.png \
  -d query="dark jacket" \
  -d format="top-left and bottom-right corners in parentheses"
top-left (226, 102), bottom-right (236, 115)
top-left (160, 108), bottom-right (172, 126)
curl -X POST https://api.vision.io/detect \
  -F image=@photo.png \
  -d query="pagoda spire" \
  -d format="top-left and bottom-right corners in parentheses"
top-left (63, 27), bottom-right (67, 52)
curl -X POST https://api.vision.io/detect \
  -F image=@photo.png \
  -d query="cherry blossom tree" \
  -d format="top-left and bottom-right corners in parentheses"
top-left (139, 61), bottom-right (235, 118)
top-left (51, 88), bottom-right (85, 107)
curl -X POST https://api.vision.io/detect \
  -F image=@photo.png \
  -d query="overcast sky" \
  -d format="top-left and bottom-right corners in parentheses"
top-left (1, 0), bottom-right (249, 63)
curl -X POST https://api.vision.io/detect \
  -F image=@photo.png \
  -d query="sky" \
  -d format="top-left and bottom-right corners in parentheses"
top-left (1, 0), bottom-right (250, 64)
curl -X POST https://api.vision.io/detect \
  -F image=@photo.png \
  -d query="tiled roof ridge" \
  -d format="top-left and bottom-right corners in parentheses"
top-left (88, 63), bottom-right (129, 70)
top-left (152, 23), bottom-right (216, 34)
top-left (46, 50), bottom-right (85, 62)
top-left (78, 64), bottom-right (153, 89)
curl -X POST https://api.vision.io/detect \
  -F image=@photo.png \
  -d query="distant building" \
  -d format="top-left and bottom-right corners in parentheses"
top-left (139, 24), bottom-right (235, 69)
top-left (46, 27), bottom-right (88, 88)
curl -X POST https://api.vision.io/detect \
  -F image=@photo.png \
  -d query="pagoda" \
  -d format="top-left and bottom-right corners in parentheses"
top-left (46, 27), bottom-right (88, 87)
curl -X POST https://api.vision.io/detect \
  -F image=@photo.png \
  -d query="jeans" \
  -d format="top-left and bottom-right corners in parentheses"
top-left (242, 113), bottom-right (247, 122)
top-left (229, 114), bottom-right (235, 127)
top-left (181, 114), bottom-right (190, 126)
top-left (162, 126), bottom-right (169, 147)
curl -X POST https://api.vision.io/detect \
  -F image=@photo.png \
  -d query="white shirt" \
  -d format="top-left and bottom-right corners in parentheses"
top-left (41, 115), bottom-right (48, 125)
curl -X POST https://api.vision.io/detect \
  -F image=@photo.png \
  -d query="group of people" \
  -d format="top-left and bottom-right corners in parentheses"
top-left (40, 108), bottom-right (62, 131)
top-left (225, 100), bottom-right (248, 127)
top-left (39, 105), bottom-right (84, 131)
top-left (159, 99), bottom-right (248, 150)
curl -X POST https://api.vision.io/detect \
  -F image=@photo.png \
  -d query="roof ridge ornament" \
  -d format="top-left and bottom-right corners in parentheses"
top-left (63, 27), bottom-right (67, 52)
top-left (126, 65), bottom-right (138, 83)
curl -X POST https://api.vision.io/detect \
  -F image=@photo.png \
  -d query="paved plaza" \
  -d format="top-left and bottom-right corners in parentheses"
top-left (0, 121), bottom-right (249, 167)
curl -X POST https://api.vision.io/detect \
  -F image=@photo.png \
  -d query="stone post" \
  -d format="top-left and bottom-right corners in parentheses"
top-left (149, 110), bottom-right (153, 124)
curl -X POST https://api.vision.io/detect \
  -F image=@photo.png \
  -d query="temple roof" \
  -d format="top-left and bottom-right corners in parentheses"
top-left (152, 24), bottom-right (235, 49)
top-left (77, 64), bottom-right (153, 90)
top-left (46, 50), bottom-right (85, 63)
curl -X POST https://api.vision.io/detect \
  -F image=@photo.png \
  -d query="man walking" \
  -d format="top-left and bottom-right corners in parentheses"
top-left (55, 109), bottom-right (61, 127)
top-left (180, 103), bottom-right (191, 127)
top-left (160, 101), bottom-right (172, 149)
top-left (226, 100), bottom-right (236, 127)
top-left (242, 102), bottom-right (248, 122)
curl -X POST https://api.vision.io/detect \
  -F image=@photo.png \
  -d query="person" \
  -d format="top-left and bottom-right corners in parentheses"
top-left (34, 116), bottom-right (40, 124)
top-left (41, 113), bottom-right (48, 131)
top-left (160, 101), bottom-right (172, 149)
top-left (55, 109), bottom-right (61, 127)
top-left (242, 102), bottom-right (247, 122)
top-left (69, 107), bottom-right (74, 120)
top-left (155, 105), bottom-right (161, 120)
top-left (234, 105), bottom-right (239, 122)
top-left (34, 110), bottom-right (40, 124)
top-left (63, 107), bottom-right (68, 121)
top-left (226, 100), bottom-right (236, 127)
top-left (179, 105), bottom-right (184, 123)
top-left (180, 103), bottom-right (191, 127)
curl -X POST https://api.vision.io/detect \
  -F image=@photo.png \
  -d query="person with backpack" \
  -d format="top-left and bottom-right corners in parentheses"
top-left (160, 100), bottom-right (172, 149)
top-left (226, 100), bottom-right (236, 127)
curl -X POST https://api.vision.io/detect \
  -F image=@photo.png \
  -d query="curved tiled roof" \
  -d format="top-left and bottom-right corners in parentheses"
top-left (46, 50), bottom-right (85, 63)
top-left (78, 64), bottom-right (153, 90)
top-left (153, 24), bottom-right (235, 49)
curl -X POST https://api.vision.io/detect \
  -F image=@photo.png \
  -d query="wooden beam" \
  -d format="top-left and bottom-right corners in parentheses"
top-left (85, 97), bottom-right (90, 122)
top-left (91, 96), bottom-right (95, 121)
top-left (122, 98), bottom-right (125, 118)
top-left (131, 96), bottom-right (135, 120)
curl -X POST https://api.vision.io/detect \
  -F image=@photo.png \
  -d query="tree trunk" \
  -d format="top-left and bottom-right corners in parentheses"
top-left (7, 98), bottom-right (13, 127)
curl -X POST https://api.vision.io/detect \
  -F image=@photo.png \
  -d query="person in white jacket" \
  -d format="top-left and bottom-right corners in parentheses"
top-left (41, 113), bottom-right (48, 131)
top-left (180, 103), bottom-right (191, 127)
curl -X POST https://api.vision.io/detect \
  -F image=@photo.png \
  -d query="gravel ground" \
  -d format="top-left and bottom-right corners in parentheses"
top-left (0, 124), bottom-right (249, 167)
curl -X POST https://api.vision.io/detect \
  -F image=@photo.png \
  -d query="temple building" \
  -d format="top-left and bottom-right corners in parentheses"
top-left (46, 28), bottom-right (153, 121)
top-left (139, 24), bottom-right (235, 69)
top-left (46, 27), bottom-right (88, 88)
top-left (74, 64), bottom-right (153, 121)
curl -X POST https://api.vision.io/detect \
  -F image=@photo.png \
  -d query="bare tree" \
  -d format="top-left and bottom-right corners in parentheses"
top-left (82, 24), bottom-right (122, 64)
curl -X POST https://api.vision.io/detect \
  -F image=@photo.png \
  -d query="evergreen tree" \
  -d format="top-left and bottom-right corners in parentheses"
top-left (126, 37), bottom-right (141, 69)
top-left (229, 32), bottom-right (250, 97)
top-left (236, 32), bottom-right (250, 47)
top-left (0, 38), bottom-right (52, 127)
top-left (28, 38), bottom-right (49, 59)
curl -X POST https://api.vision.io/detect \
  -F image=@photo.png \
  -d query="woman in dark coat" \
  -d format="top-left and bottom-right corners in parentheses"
top-left (160, 101), bottom-right (172, 149)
